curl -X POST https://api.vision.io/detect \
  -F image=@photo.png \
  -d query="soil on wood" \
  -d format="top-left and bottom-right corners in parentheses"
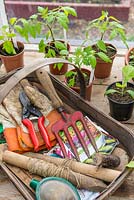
top-left (108, 83), bottom-right (134, 103)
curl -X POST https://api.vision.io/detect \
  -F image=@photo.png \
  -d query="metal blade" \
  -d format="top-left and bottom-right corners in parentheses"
top-left (19, 91), bottom-right (31, 108)
top-left (19, 90), bottom-right (42, 118)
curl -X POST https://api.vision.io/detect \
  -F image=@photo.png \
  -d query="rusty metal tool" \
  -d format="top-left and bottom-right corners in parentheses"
top-left (36, 68), bottom-right (98, 161)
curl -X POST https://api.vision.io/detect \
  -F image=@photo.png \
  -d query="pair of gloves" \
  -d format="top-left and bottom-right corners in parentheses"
top-left (1, 79), bottom-right (61, 153)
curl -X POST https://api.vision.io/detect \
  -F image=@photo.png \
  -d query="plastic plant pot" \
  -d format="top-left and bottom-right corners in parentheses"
top-left (106, 82), bottom-right (134, 121)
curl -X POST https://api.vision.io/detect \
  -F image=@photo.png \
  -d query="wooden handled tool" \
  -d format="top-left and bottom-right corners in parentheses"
top-left (36, 68), bottom-right (98, 161)
top-left (2, 150), bottom-right (107, 192)
top-left (25, 152), bottom-right (121, 183)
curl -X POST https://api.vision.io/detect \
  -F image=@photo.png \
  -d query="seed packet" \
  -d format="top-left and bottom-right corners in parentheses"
top-left (51, 116), bottom-right (119, 163)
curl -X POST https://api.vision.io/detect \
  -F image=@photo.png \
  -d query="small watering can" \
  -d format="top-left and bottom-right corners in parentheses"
top-left (30, 177), bottom-right (81, 200)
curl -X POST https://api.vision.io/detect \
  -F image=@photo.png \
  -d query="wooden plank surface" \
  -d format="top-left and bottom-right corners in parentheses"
top-left (0, 47), bottom-right (134, 200)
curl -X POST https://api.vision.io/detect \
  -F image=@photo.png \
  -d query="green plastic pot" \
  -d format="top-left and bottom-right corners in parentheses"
top-left (30, 177), bottom-right (81, 200)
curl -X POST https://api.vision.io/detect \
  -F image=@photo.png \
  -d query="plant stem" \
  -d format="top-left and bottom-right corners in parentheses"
top-left (47, 24), bottom-right (55, 41)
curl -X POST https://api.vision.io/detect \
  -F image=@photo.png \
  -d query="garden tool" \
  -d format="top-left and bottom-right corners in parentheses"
top-left (30, 177), bottom-right (81, 200)
top-left (36, 68), bottom-right (98, 161)
top-left (19, 90), bottom-right (51, 152)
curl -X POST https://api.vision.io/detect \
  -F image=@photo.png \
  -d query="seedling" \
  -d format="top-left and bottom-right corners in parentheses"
top-left (86, 11), bottom-right (129, 59)
top-left (0, 16), bottom-right (42, 56)
top-left (65, 44), bottom-right (97, 87)
top-left (37, 6), bottom-right (77, 70)
top-left (105, 65), bottom-right (134, 98)
top-left (0, 18), bottom-right (19, 55)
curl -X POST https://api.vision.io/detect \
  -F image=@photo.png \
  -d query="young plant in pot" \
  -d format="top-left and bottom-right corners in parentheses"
top-left (105, 65), bottom-right (134, 121)
top-left (0, 15), bottom-right (42, 73)
top-left (36, 6), bottom-right (77, 75)
top-left (65, 45), bottom-right (97, 101)
top-left (0, 18), bottom-right (25, 72)
top-left (86, 10), bottom-right (128, 79)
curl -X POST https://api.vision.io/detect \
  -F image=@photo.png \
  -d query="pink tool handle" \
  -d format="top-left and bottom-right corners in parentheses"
top-left (22, 119), bottom-right (39, 152)
top-left (38, 116), bottom-right (51, 149)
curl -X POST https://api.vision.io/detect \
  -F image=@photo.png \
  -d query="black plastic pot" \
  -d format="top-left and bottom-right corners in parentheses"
top-left (106, 82), bottom-right (134, 121)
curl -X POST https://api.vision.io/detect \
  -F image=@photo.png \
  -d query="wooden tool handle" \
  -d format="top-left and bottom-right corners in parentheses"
top-left (2, 150), bottom-right (107, 192)
top-left (25, 152), bottom-right (121, 183)
top-left (36, 67), bottom-right (64, 109)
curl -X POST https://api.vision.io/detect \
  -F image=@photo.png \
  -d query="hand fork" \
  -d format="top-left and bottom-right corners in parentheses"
top-left (36, 68), bottom-right (98, 161)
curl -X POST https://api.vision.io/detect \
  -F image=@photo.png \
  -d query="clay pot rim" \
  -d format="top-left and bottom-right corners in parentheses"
top-left (65, 68), bottom-right (92, 90)
top-left (0, 41), bottom-right (24, 58)
top-left (106, 81), bottom-right (134, 105)
top-left (125, 47), bottom-right (134, 65)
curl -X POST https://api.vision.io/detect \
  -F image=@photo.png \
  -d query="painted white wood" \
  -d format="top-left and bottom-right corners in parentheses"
top-left (0, 0), bottom-right (8, 27)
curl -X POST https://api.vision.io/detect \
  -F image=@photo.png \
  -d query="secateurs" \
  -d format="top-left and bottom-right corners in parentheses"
top-left (19, 91), bottom-right (51, 151)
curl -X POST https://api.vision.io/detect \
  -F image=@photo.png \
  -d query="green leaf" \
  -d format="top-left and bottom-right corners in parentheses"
top-left (109, 16), bottom-right (120, 22)
top-left (67, 76), bottom-right (75, 87)
top-left (60, 49), bottom-right (68, 56)
top-left (57, 63), bottom-right (63, 71)
top-left (97, 52), bottom-right (111, 63)
top-left (9, 17), bottom-right (17, 25)
top-left (47, 48), bottom-right (56, 57)
top-left (126, 161), bottom-right (134, 168)
top-left (30, 14), bottom-right (38, 20)
top-left (116, 82), bottom-right (125, 88)
top-left (2, 40), bottom-right (16, 55)
top-left (122, 65), bottom-right (134, 83)
top-left (104, 89), bottom-right (118, 96)
top-left (55, 41), bottom-right (66, 50)
top-left (57, 16), bottom-right (68, 30)
top-left (14, 25), bottom-right (23, 34)
top-left (47, 15), bottom-right (54, 24)
top-left (97, 40), bottom-right (107, 52)
top-left (0, 36), bottom-right (4, 40)
top-left (126, 90), bottom-right (134, 99)
top-left (65, 70), bottom-right (76, 78)
top-left (38, 6), bottom-right (45, 13)
top-left (62, 6), bottom-right (77, 17)
top-left (38, 39), bottom-right (45, 53)
top-left (109, 30), bottom-right (117, 40)
top-left (89, 55), bottom-right (97, 68)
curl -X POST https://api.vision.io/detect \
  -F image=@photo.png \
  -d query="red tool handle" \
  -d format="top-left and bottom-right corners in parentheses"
top-left (38, 116), bottom-right (51, 149)
top-left (22, 119), bottom-right (39, 152)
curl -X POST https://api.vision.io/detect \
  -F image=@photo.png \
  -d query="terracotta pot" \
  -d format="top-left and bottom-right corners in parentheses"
top-left (125, 47), bottom-right (134, 81)
top-left (65, 68), bottom-right (93, 101)
top-left (94, 43), bottom-right (117, 79)
top-left (48, 40), bottom-right (70, 75)
top-left (125, 47), bottom-right (134, 65)
top-left (0, 41), bottom-right (24, 72)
